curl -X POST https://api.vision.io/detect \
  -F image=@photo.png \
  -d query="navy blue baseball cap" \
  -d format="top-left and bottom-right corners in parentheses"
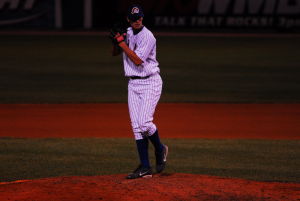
top-left (127, 4), bottom-right (144, 22)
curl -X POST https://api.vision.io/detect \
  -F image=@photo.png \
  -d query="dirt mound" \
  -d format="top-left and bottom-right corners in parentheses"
top-left (0, 173), bottom-right (299, 201)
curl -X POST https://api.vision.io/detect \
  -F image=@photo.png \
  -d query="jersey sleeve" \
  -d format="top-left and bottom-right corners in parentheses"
top-left (134, 32), bottom-right (155, 62)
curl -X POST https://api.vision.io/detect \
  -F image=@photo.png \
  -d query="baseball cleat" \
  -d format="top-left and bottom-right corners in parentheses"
top-left (126, 165), bottom-right (152, 179)
top-left (156, 144), bottom-right (168, 173)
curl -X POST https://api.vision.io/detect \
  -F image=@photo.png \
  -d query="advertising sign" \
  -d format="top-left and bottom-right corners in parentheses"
top-left (0, 0), bottom-right (56, 28)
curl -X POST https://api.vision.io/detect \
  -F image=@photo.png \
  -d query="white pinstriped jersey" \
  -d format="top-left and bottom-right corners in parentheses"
top-left (123, 26), bottom-right (160, 77)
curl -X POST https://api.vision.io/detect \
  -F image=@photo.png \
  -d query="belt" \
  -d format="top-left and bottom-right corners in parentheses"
top-left (129, 75), bottom-right (150, 80)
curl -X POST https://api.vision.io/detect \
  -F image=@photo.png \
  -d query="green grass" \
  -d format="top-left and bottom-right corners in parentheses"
top-left (0, 35), bottom-right (300, 103)
top-left (0, 138), bottom-right (299, 183)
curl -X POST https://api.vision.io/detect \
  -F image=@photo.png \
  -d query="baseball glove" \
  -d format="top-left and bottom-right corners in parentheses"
top-left (109, 22), bottom-right (127, 45)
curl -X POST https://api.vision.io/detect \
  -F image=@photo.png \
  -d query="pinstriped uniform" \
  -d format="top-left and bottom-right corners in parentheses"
top-left (123, 26), bottom-right (162, 140)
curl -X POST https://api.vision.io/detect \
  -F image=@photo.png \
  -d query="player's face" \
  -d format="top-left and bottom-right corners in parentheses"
top-left (129, 17), bottom-right (143, 30)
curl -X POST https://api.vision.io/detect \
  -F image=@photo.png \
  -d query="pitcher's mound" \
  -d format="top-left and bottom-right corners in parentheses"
top-left (0, 173), bottom-right (299, 201)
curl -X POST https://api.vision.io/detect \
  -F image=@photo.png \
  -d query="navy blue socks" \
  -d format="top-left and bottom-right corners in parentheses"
top-left (148, 130), bottom-right (163, 154)
top-left (136, 130), bottom-right (164, 168)
top-left (136, 137), bottom-right (150, 168)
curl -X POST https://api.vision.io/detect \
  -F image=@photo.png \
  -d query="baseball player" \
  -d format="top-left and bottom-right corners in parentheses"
top-left (110, 4), bottom-right (168, 179)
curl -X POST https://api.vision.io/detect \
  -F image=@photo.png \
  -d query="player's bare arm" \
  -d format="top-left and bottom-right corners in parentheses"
top-left (109, 30), bottom-right (142, 65)
top-left (118, 41), bottom-right (143, 66)
top-left (111, 38), bottom-right (143, 66)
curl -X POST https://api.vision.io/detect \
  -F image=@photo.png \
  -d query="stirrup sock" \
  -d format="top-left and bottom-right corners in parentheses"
top-left (136, 138), bottom-right (150, 168)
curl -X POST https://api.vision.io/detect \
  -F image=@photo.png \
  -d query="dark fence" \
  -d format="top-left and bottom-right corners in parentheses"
top-left (0, 0), bottom-right (299, 31)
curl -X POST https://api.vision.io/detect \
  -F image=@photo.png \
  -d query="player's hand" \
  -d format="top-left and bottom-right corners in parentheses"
top-left (109, 30), bottom-right (126, 44)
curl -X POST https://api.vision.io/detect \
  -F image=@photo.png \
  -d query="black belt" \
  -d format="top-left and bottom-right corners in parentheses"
top-left (129, 75), bottom-right (150, 79)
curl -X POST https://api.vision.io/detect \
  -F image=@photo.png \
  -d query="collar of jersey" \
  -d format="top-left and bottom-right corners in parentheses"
top-left (133, 26), bottom-right (144, 35)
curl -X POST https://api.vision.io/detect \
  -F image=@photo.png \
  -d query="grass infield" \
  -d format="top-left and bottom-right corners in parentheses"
top-left (0, 138), bottom-right (299, 183)
top-left (1, 35), bottom-right (300, 103)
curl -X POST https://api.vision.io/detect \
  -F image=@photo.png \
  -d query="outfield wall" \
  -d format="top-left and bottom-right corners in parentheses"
top-left (0, 0), bottom-right (299, 31)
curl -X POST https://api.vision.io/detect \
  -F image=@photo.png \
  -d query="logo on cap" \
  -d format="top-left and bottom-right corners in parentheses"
top-left (131, 7), bottom-right (139, 14)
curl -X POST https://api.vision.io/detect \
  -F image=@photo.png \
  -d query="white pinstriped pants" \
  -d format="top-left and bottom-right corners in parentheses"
top-left (128, 73), bottom-right (162, 140)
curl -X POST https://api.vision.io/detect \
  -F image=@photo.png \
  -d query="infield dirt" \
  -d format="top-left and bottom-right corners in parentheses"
top-left (0, 173), bottom-right (299, 201)
top-left (1, 103), bottom-right (300, 139)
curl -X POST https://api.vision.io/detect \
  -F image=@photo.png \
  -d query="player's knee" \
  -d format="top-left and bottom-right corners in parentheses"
top-left (139, 125), bottom-right (150, 133)
top-left (138, 121), bottom-right (151, 133)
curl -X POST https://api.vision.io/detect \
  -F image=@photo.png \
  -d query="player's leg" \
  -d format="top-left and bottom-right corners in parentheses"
top-left (127, 82), bottom-right (152, 179)
top-left (137, 75), bottom-right (168, 173)
top-left (128, 83), bottom-right (144, 140)
top-left (137, 75), bottom-right (162, 135)
top-left (149, 129), bottom-right (168, 173)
